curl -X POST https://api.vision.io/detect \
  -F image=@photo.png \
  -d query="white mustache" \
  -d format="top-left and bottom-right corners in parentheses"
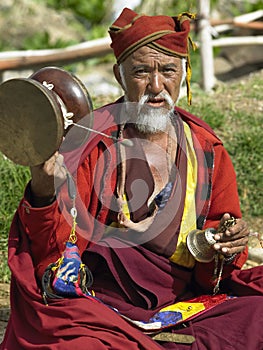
top-left (139, 92), bottom-right (174, 109)
top-left (138, 93), bottom-right (174, 118)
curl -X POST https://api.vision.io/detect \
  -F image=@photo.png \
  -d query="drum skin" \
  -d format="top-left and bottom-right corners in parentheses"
top-left (0, 67), bottom-right (93, 166)
top-left (0, 78), bottom-right (64, 166)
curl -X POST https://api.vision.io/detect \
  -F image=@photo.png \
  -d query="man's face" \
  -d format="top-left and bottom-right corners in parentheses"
top-left (114, 46), bottom-right (184, 107)
top-left (114, 46), bottom-right (184, 133)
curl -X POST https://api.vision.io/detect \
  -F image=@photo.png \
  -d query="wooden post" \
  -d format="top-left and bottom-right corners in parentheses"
top-left (198, 0), bottom-right (215, 91)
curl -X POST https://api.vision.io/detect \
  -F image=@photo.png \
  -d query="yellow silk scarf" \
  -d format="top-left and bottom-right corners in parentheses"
top-left (169, 122), bottom-right (197, 268)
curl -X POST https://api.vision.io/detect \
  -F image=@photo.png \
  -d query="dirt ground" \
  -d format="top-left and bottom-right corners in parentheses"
top-left (0, 283), bottom-right (10, 342)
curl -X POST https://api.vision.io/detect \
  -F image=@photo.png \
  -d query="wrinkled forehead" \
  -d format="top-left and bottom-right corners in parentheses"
top-left (122, 46), bottom-right (183, 68)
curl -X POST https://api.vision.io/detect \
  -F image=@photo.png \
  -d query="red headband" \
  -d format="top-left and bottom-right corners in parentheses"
top-left (109, 8), bottom-right (193, 63)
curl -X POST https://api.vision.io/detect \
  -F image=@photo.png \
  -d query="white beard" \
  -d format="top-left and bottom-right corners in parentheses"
top-left (135, 105), bottom-right (173, 134)
top-left (125, 92), bottom-right (175, 134)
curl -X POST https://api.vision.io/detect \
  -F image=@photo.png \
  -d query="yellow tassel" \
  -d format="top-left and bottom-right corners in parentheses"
top-left (68, 210), bottom-right (78, 244)
top-left (186, 57), bottom-right (192, 106)
top-left (51, 256), bottom-right (64, 271)
top-left (177, 12), bottom-right (196, 22)
top-left (186, 36), bottom-right (197, 106)
top-left (177, 12), bottom-right (197, 105)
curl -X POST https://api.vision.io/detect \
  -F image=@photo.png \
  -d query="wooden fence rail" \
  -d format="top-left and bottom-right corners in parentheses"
top-left (0, 9), bottom-right (262, 89)
top-left (0, 37), bottom-right (112, 73)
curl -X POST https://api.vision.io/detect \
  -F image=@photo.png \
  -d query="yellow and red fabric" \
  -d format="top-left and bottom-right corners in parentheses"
top-left (109, 8), bottom-right (194, 63)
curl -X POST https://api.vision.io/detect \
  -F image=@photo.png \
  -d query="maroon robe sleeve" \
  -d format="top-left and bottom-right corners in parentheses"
top-left (16, 143), bottom-right (109, 281)
top-left (17, 189), bottom-right (65, 281)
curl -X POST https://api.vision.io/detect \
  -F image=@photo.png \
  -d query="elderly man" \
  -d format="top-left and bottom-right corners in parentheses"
top-left (1, 7), bottom-right (263, 350)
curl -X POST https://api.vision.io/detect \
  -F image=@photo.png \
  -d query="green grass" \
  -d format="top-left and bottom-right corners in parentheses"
top-left (0, 156), bottom-right (30, 282)
top-left (0, 70), bottom-right (262, 282)
top-left (178, 71), bottom-right (263, 218)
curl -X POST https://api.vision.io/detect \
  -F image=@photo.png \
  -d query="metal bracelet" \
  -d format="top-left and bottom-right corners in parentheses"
top-left (223, 253), bottom-right (238, 264)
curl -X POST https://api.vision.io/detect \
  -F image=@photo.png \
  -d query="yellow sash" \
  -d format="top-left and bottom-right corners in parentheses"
top-left (169, 122), bottom-right (197, 268)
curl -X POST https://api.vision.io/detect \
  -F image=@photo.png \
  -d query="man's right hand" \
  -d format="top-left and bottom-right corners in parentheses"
top-left (30, 152), bottom-right (67, 207)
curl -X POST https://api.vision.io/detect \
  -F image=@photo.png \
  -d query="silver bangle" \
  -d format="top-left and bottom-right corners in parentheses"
top-left (223, 253), bottom-right (238, 264)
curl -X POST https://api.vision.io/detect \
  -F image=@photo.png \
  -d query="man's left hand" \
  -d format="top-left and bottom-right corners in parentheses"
top-left (213, 213), bottom-right (249, 257)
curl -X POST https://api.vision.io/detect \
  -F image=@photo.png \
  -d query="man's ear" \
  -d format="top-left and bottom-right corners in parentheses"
top-left (113, 64), bottom-right (126, 91)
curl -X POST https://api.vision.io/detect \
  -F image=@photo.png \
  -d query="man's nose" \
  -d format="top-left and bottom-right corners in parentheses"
top-left (148, 72), bottom-right (164, 95)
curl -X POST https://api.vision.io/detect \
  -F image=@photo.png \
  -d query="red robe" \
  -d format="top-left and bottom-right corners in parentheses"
top-left (1, 103), bottom-right (263, 349)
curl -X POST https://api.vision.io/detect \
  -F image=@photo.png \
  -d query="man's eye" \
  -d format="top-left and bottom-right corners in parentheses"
top-left (134, 69), bottom-right (148, 76)
top-left (163, 67), bottom-right (177, 74)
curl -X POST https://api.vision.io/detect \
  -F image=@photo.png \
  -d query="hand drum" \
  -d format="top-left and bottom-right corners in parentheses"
top-left (0, 66), bottom-right (93, 166)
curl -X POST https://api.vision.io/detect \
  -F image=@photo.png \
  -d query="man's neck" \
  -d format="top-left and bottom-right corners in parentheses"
top-left (135, 121), bottom-right (177, 195)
